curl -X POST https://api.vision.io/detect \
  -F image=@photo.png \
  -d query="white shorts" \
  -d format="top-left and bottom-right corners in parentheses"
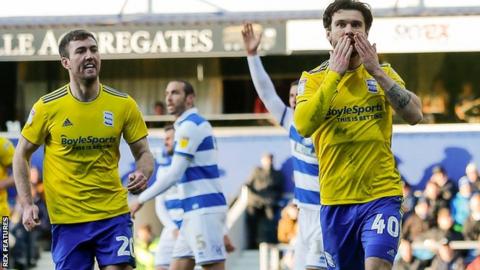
top-left (172, 212), bottom-right (227, 265)
top-left (154, 226), bottom-right (178, 267)
top-left (294, 207), bottom-right (327, 270)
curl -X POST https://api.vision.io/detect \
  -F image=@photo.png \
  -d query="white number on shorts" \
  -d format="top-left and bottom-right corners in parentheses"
top-left (116, 236), bottom-right (135, 257)
top-left (371, 214), bottom-right (385, 234)
top-left (387, 216), bottom-right (400, 237)
top-left (371, 214), bottom-right (399, 238)
top-left (196, 234), bottom-right (206, 250)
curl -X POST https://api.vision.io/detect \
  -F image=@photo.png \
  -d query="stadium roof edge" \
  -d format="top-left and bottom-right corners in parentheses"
top-left (1, 7), bottom-right (480, 29)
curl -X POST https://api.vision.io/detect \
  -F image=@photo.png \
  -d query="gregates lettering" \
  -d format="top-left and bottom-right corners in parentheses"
top-left (325, 103), bottom-right (384, 123)
top-left (61, 135), bottom-right (116, 150)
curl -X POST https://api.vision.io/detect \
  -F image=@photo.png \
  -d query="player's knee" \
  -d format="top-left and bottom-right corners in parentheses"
top-left (365, 257), bottom-right (392, 270)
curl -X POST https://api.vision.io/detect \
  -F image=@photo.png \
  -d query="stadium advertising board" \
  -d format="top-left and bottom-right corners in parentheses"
top-left (287, 16), bottom-right (480, 53)
top-left (0, 23), bottom-right (285, 61)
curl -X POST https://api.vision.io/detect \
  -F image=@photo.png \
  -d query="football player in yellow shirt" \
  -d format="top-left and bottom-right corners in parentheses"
top-left (0, 137), bottom-right (15, 217)
top-left (294, 1), bottom-right (422, 270)
top-left (13, 29), bottom-right (154, 270)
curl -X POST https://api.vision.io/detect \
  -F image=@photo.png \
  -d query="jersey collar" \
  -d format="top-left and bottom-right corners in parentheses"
top-left (174, 107), bottom-right (198, 128)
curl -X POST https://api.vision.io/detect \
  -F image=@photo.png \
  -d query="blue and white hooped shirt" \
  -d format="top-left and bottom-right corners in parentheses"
top-left (173, 108), bottom-right (227, 216)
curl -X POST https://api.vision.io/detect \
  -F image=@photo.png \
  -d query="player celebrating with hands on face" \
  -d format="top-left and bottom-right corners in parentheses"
top-left (294, 1), bottom-right (422, 270)
top-left (13, 29), bottom-right (154, 270)
top-left (242, 23), bottom-right (326, 270)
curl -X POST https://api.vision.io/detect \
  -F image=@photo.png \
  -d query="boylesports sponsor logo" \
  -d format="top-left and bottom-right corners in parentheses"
top-left (326, 103), bottom-right (383, 119)
top-left (61, 135), bottom-right (116, 146)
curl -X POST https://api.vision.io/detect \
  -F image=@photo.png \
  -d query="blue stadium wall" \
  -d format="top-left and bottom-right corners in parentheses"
top-left (9, 128), bottom-right (480, 202)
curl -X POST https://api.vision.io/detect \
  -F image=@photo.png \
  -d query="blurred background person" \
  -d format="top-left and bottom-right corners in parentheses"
top-left (429, 165), bottom-right (457, 205)
top-left (455, 81), bottom-right (480, 123)
top-left (422, 208), bottom-right (465, 269)
top-left (153, 101), bottom-right (166, 116)
top-left (460, 162), bottom-right (480, 192)
top-left (277, 203), bottom-right (299, 270)
top-left (450, 178), bottom-right (473, 232)
top-left (246, 153), bottom-right (283, 249)
top-left (421, 77), bottom-right (450, 123)
top-left (135, 224), bottom-right (159, 270)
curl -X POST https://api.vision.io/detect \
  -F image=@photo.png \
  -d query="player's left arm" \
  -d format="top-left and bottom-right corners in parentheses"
top-left (130, 155), bottom-right (190, 217)
top-left (127, 137), bottom-right (154, 194)
top-left (354, 33), bottom-right (423, 125)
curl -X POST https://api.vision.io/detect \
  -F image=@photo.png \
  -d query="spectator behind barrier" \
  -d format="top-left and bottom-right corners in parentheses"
top-left (460, 163), bottom-right (480, 193)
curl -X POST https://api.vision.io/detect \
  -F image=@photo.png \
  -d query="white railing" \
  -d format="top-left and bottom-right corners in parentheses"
top-left (143, 113), bottom-right (274, 123)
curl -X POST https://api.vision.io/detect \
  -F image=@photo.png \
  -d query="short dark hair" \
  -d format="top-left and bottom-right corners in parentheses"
top-left (323, 0), bottom-right (373, 32)
top-left (164, 124), bottom-right (174, 132)
top-left (290, 80), bottom-right (299, 87)
top-left (172, 80), bottom-right (195, 97)
top-left (154, 101), bottom-right (165, 108)
top-left (59, 29), bottom-right (97, 58)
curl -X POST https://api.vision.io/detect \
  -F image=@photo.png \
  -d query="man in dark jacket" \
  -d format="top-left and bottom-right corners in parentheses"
top-left (246, 153), bottom-right (284, 248)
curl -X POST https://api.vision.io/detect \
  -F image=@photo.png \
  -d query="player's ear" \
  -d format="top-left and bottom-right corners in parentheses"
top-left (186, 94), bottom-right (195, 107)
top-left (326, 29), bottom-right (332, 44)
top-left (61, 57), bottom-right (70, 70)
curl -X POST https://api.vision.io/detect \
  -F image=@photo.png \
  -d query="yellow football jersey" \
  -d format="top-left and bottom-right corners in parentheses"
top-left (22, 84), bottom-right (148, 224)
top-left (0, 137), bottom-right (14, 216)
top-left (295, 63), bottom-right (403, 205)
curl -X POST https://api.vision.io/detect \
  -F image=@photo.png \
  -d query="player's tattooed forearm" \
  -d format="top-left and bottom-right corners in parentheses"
top-left (386, 84), bottom-right (411, 109)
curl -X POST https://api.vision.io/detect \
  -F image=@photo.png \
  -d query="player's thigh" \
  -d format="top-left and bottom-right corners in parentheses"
top-left (183, 212), bottom-right (227, 266)
top-left (51, 224), bottom-right (95, 270)
top-left (201, 261), bottom-right (225, 270)
top-left (297, 208), bottom-right (327, 270)
top-left (361, 197), bottom-right (402, 266)
top-left (320, 204), bottom-right (365, 270)
top-left (94, 214), bottom-right (136, 269)
top-left (101, 264), bottom-right (133, 270)
top-left (155, 227), bottom-right (177, 268)
top-left (365, 257), bottom-right (392, 270)
top-left (170, 257), bottom-right (196, 270)
top-left (172, 227), bottom-right (195, 261)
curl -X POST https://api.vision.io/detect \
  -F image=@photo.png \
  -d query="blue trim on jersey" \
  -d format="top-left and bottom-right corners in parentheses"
top-left (165, 199), bottom-right (182, 210)
top-left (280, 107), bottom-right (288, 127)
top-left (181, 165), bottom-right (220, 183)
top-left (289, 126), bottom-right (314, 148)
top-left (292, 156), bottom-right (319, 176)
top-left (197, 136), bottom-right (215, 151)
top-left (179, 113), bottom-right (205, 126)
top-left (174, 220), bottom-right (183, 228)
top-left (174, 151), bottom-right (194, 159)
top-left (294, 187), bottom-right (320, 205)
top-left (182, 193), bottom-right (227, 212)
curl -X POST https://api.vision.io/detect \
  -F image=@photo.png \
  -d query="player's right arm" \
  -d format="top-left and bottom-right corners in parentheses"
top-left (155, 194), bottom-right (178, 230)
top-left (13, 136), bottom-right (40, 231)
top-left (14, 101), bottom-right (48, 231)
top-left (242, 23), bottom-right (290, 128)
top-left (294, 36), bottom-right (352, 137)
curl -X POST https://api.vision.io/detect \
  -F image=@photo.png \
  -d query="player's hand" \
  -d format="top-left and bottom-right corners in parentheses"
top-left (328, 35), bottom-right (353, 75)
top-left (127, 170), bottom-right (147, 194)
top-left (354, 32), bottom-right (381, 76)
top-left (224, 234), bottom-right (236, 253)
top-left (241, 23), bottom-right (262, 56)
top-left (129, 200), bottom-right (143, 219)
top-left (22, 204), bottom-right (40, 231)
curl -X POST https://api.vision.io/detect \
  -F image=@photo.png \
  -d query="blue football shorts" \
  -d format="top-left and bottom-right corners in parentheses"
top-left (51, 213), bottom-right (136, 270)
top-left (320, 196), bottom-right (403, 270)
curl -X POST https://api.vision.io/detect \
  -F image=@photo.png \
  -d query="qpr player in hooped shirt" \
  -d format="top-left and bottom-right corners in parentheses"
top-left (242, 23), bottom-right (327, 270)
top-left (131, 80), bottom-right (228, 270)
